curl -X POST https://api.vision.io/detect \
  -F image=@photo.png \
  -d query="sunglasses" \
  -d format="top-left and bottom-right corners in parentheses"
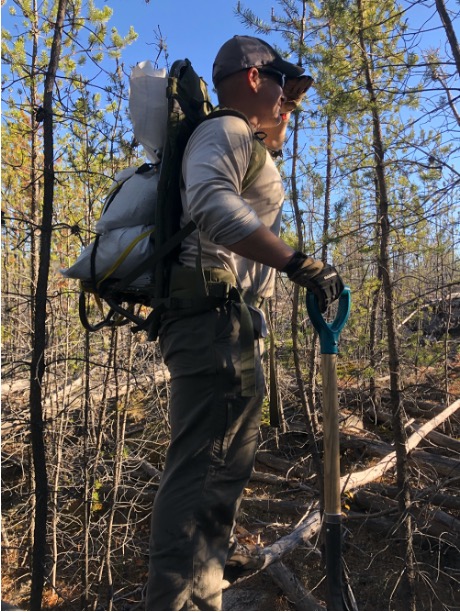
top-left (256, 67), bottom-right (286, 88)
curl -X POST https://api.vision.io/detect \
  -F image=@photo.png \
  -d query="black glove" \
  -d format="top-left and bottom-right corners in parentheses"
top-left (281, 75), bottom-right (314, 113)
top-left (283, 251), bottom-right (345, 313)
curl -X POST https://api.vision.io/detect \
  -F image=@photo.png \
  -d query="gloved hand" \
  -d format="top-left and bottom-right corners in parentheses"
top-left (281, 75), bottom-right (314, 113)
top-left (282, 251), bottom-right (344, 313)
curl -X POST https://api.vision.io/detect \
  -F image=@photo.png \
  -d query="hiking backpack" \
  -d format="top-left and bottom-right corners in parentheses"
top-left (62, 59), bottom-right (267, 338)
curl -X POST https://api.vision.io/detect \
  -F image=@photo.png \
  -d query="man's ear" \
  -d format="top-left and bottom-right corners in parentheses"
top-left (246, 67), bottom-right (260, 92)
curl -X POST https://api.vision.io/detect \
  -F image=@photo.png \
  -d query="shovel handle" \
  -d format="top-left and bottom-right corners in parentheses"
top-left (306, 287), bottom-right (351, 354)
top-left (307, 287), bottom-right (355, 611)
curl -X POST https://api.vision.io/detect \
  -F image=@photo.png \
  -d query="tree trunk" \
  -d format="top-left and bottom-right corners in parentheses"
top-left (356, 0), bottom-right (416, 607)
top-left (289, 29), bottom-right (323, 480)
top-left (29, 1), bottom-right (68, 609)
top-left (368, 199), bottom-right (382, 407)
top-left (434, 0), bottom-right (460, 77)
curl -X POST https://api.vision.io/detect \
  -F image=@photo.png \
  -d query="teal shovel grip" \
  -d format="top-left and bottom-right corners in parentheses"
top-left (306, 287), bottom-right (351, 354)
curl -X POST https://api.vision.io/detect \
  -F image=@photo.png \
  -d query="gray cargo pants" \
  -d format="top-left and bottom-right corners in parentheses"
top-left (145, 301), bottom-right (265, 611)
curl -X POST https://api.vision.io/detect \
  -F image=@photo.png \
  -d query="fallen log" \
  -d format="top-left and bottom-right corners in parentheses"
top-left (347, 512), bottom-right (395, 535)
top-left (139, 459), bottom-right (162, 480)
top-left (1, 379), bottom-right (29, 397)
top-left (408, 423), bottom-right (460, 453)
top-left (250, 470), bottom-right (315, 493)
top-left (342, 435), bottom-right (460, 479)
top-left (373, 410), bottom-right (460, 453)
top-left (266, 561), bottom-right (325, 611)
top-left (366, 393), bottom-right (460, 421)
top-left (352, 489), bottom-right (460, 547)
top-left (366, 482), bottom-right (460, 511)
top-left (261, 509), bottom-right (322, 568)
top-left (340, 399), bottom-right (460, 492)
top-left (229, 509), bottom-right (322, 588)
top-left (410, 449), bottom-right (459, 477)
top-left (256, 451), bottom-right (313, 479)
top-left (241, 497), bottom-right (310, 516)
top-left (408, 399), bottom-right (460, 421)
top-left (129, 463), bottom-right (315, 492)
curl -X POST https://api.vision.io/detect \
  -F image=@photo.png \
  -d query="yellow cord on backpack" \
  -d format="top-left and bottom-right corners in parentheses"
top-left (97, 227), bottom-right (155, 288)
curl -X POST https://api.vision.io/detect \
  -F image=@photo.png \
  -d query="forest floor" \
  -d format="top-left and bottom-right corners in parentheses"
top-left (2, 356), bottom-right (460, 611)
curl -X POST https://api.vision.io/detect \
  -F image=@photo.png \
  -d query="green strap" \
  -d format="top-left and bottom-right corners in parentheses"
top-left (242, 137), bottom-right (267, 192)
top-left (238, 296), bottom-right (256, 398)
top-left (267, 308), bottom-right (282, 428)
top-left (202, 108), bottom-right (267, 193)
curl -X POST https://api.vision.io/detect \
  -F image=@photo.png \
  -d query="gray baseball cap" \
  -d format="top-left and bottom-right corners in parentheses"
top-left (212, 35), bottom-right (304, 86)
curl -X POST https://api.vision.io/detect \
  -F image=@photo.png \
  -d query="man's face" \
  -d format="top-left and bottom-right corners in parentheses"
top-left (254, 67), bottom-right (286, 129)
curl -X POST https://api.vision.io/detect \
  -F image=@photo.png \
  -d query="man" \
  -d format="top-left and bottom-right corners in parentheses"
top-left (146, 35), bottom-right (344, 611)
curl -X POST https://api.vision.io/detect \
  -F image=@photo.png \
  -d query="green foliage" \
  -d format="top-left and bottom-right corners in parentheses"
top-left (260, 398), bottom-right (272, 426)
top-left (280, 227), bottom-right (301, 249)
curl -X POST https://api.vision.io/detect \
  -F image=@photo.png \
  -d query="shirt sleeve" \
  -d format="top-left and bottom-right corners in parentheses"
top-left (181, 114), bottom-right (263, 245)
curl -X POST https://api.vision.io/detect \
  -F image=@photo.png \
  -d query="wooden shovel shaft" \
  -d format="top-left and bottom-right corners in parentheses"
top-left (321, 353), bottom-right (341, 515)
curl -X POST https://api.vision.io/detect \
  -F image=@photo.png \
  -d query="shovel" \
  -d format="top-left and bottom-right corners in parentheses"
top-left (306, 288), bottom-right (354, 611)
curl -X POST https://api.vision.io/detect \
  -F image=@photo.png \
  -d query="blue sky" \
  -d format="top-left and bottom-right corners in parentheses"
top-left (102, 0), bottom-right (454, 119)
top-left (2, 0), bottom-right (452, 95)
top-left (109, 0), bottom-right (279, 91)
top-left (2, 0), bottom-right (286, 106)
top-left (107, 0), bottom-right (451, 74)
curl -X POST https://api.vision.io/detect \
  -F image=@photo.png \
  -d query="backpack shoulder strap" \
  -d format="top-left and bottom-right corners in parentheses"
top-left (242, 137), bottom-right (266, 192)
top-left (202, 108), bottom-right (267, 192)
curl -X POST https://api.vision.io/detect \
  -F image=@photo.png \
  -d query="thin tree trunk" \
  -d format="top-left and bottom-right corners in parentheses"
top-left (288, 30), bottom-right (323, 483)
top-left (29, 1), bottom-right (68, 609)
top-left (104, 334), bottom-right (133, 610)
top-left (82, 330), bottom-right (91, 611)
top-left (91, 331), bottom-right (118, 610)
top-left (368, 187), bottom-right (382, 408)
top-left (49, 376), bottom-right (69, 588)
top-left (289, 0), bottom-right (324, 499)
top-left (434, 0), bottom-right (460, 77)
top-left (356, 0), bottom-right (416, 608)
top-left (28, 0), bottom-right (40, 585)
top-left (321, 117), bottom-right (332, 262)
top-left (368, 283), bottom-right (381, 407)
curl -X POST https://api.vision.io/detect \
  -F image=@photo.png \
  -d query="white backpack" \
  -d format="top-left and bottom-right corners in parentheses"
top-left (61, 163), bottom-right (159, 287)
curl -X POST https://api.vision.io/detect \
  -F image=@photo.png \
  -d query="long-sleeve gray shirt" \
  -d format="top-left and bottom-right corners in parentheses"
top-left (179, 114), bottom-right (284, 299)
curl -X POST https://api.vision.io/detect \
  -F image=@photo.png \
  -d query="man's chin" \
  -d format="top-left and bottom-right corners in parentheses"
top-left (261, 115), bottom-right (283, 129)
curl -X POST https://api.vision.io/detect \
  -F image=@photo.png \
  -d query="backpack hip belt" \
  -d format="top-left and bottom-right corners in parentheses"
top-left (168, 264), bottom-right (237, 304)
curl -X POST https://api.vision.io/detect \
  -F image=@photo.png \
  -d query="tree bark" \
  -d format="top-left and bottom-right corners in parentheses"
top-left (29, 1), bottom-right (68, 609)
top-left (434, 0), bottom-right (460, 77)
